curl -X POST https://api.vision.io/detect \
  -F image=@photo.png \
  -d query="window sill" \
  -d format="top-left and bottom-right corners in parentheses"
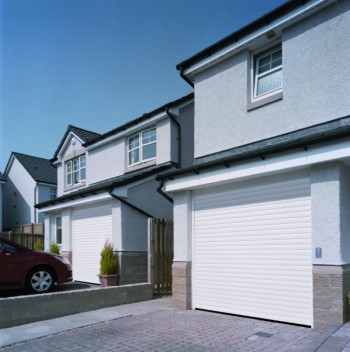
top-left (247, 92), bottom-right (282, 111)
top-left (64, 181), bottom-right (86, 192)
top-left (126, 159), bottom-right (156, 173)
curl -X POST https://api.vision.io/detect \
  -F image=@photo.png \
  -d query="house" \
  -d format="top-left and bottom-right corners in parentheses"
top-left (2, 152), bottom-right (57, 230)
top-left (160, 0), bottom-right (350, 329)
top-left (36, 93), bottom-right (194, 285)
top-left (0, 172), bottom-right (6, 231)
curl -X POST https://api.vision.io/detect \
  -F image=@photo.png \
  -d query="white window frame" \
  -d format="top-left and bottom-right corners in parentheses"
top-left (253, 46), bottom-right (282, 101)
top-left (66, 155), bottom-right (86, 187)
top-left (54, 214), bottom-right (62, 245)
top-left (50, 187), bottom-right (57, 200)
top-left (128, 127), bottom-right (156, 167)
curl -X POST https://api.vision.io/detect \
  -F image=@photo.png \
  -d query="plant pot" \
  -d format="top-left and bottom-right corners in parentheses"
top-left (99, 274), bottom-right (119, 287)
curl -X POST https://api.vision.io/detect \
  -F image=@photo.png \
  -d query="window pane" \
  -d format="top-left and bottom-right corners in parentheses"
top-left (143, 143), bottom-right (156, 160)
top-left (258, 63), bottom-right (271, 74)
top-left (257, 68), bottom-right (282, 96)
top-left (74, 170), bottom-right (80, 183)
top-left (129, 149), bottom-right (139, 165)
top-left (129, 136), bottom-right (139, 150)
top-left (80, 167), bottom-right (86, 181)
top-left (272, 49), bottom-right (282, 61)
top-left (271, 58), bottom-right (282, 69)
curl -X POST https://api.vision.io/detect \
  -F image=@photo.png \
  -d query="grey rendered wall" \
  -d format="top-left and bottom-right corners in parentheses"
top-left (194, 1), bottom-right (350, 159)
top-left (178, 102), bottom-right (194, 169)
top-left (127, 178), bottom-right (173, 220)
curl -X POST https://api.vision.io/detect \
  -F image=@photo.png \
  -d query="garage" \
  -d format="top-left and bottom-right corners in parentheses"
top-left (193, 176), bottom-right (312, 326)
top-left (72, 201), bottom-right (113, 284)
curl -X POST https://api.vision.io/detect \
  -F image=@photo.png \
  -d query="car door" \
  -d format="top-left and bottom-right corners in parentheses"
top-left (0, 240), bottom-right (26, 288)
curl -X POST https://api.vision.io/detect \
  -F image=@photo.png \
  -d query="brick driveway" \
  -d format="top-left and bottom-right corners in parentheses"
top-left (0, 307), bottom-right (336, 352)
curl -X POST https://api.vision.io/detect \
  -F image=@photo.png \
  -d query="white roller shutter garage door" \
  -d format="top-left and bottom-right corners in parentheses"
top-left (193, 177), bottom-right (312, 326)
top-left (72, 202), bottom-right (112, 284)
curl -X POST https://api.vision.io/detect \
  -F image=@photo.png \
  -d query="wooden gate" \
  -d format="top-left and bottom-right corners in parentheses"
top-left (148, 218), bottom-right (173, 295)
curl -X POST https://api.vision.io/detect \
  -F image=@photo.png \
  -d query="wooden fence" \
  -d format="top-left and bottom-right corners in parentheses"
top-left (148, 218), bottom-right (173, 295)
top-left (0, 223), bottom-right (44, 250)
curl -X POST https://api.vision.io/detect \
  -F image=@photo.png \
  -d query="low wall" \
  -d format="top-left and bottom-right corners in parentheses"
top-left (0, 283), bottom-right (153, 329)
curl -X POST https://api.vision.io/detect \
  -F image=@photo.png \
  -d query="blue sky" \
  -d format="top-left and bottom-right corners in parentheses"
top-left (0, 0), bottom-right (286, 171)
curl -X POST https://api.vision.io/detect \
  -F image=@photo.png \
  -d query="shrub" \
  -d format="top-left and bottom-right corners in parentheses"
top-left (50, 242), bottom-right (60, 254)
top-left (34, 240), bottom-right (44, 251)
top-left (100, 240), bottom-right (118, 276)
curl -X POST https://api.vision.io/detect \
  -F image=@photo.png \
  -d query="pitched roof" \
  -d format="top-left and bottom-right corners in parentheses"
top-left (9, 152), bottom-right (57, 185)
top-left (52, 125), bottom-right (101, 160)
top-left (158, 114), bottom-right (350, 180)
top-left (176, 0), bottom-right (319, 80)
top-left (36, 161), bottom-right (174, 209)
top-left (85, 93), bottom-right (194, 147)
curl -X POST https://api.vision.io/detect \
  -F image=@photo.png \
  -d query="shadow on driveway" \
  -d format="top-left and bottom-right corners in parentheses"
top-left (0, 282), bottom-right (99, 298)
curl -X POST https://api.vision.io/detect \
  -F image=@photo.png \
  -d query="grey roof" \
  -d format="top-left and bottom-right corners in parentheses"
top-left (85, 93), bottom-right (194, 147)
top-left (176, 0), bottom-right (309, 75)
top-left (36, 162), bottom-right (174, 209)
top-left (10, 152), bottom-right (57, 185)
top-left (53, 125), bottom-right (101, 160)
top-left (158, 114), bottom-right (350, 180)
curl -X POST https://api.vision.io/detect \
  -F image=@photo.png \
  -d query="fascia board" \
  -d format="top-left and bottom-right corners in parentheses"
top-left (184, 0), bottom-right (332, 78)
top-left (86, 111), bottom-right (169, 151)
top-left (164, 138), bottom-right (350, 192)
top-left (54, 132), bottom-right (85, 163)
top-left (3, 155), bottom-right (16, 177)
top-left (37, 192), bottom-right (110, 213)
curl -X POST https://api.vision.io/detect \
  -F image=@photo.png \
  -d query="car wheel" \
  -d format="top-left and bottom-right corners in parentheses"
top-left (26, 267), bottom-right (55, 293)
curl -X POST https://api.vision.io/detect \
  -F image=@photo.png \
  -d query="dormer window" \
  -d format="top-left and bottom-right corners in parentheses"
top-left (128, 128), bottom-right (156, 166)
top-left (66, 155), bottom-right (86, 187)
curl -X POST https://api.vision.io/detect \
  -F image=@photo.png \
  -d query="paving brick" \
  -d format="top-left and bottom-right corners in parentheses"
top-left (0, 308), bottom-right (338, 352)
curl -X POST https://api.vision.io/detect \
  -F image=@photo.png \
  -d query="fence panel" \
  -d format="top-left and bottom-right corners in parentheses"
top-left (148, 218), bottom-right (173, 295)
top-left (0, 223), bottom-right (44, 250)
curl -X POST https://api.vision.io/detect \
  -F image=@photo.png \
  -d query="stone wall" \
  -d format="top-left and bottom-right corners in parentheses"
top-left (313, 265), bottom-right (350, 329)
top-left (172, 261), bottom-right (191, 310)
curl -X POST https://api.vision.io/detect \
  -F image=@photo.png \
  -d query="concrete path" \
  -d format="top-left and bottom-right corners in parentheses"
top-left (0, 296), bottom-right (350, 351)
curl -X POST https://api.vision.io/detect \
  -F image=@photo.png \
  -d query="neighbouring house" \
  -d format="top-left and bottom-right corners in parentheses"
top-left (0, 172), bottom-right (6, 231)
top-left (2, 152), bottom-right (57, 230)
top-left (160, 0), bottom-right (350, 329)
top-left (36, 93), bottom-right (194, 285)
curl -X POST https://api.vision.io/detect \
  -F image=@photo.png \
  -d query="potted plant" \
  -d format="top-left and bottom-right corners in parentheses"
top-left (99, 240), bottom-right (119, 287)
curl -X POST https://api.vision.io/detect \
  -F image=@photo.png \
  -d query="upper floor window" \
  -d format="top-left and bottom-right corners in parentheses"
top-left (128, 128), bottom-right (156, 166)
top-left (66, 155), bottom-right (86, 187)
top-left (50, 187), bottom-right (57, 200)
top-left (254, 46), bottom-right (282, 99)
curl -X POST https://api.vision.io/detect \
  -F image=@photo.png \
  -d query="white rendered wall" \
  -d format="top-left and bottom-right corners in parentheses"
top-left (88, 139), bottom-right (125, 185)
top-left (3, 159), bottom-right (36, 228)
top-left (173, 191), bottom-right (192, 262)
top-left (194, 1), bottom-right (350, 159)
top-left (311, 162), bottom-right (350, 265)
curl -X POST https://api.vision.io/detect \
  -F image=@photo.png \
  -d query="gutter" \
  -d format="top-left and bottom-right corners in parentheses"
top-left (108, 189), bottom-right (154, 218)
top-left (156, 178), bottom-right (173, 204)
top-left (34, 183), bottom-right (39, 223)
top-left (177, 0), bottom-right (331, 79)
top-left (179, 67), bottom-right (194, 88)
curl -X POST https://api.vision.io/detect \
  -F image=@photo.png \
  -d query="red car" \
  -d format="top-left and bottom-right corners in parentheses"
top-left (0, 236), bottom-right (72, 293)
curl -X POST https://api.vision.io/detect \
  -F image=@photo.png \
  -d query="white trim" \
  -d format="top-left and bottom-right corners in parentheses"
top-left (86, 111), bottom-right (168, 151)
top-left (183, 0), bottom-right (333, 78)
top-left (53, 132), bottom-right (85, 164)
top-left (37, 192), bottom-right (111, 213)
top-left (164, 138), bottom-right (350, 192)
